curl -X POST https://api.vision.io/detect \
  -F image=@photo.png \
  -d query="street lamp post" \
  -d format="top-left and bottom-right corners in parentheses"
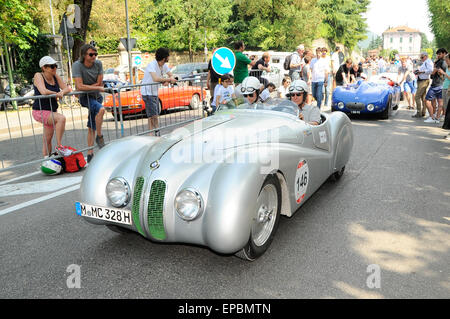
top-left (125, 0), bottom-right (134, 85)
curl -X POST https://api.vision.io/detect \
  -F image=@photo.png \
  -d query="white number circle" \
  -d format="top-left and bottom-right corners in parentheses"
top-left (295, 159), bottom-right (309, 204)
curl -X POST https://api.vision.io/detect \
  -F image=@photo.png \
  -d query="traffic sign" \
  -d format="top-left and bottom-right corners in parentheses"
top-left (133, 55), bottom-right (142, 67)
top-left (211, 47), bottom-right (236, 75)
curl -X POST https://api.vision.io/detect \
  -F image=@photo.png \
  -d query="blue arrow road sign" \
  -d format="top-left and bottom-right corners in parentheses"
top-left (211, 47), bottom-right (236, 75)
top-left (133, 55), bottom-right (142, 66)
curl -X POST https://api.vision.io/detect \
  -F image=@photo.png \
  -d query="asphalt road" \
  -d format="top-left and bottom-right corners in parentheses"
top-left (0, 103), bottom-right (449, 299)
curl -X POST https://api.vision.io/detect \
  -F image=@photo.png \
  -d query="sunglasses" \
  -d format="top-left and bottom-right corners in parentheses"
top-left (88, 52), bottom-right (98, 57)
top-left (243, 92), bottom-right (255, 97)
top-left (241, 87), bottom-right (257, 93)
top-left (45, 64), bottom-right (57, 69)
top-left (290, 93), bottom-right (303, 97)
top-left (288, 86), bottom-right (305, 92)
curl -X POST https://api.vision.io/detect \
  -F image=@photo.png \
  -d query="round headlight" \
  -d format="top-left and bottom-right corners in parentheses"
top-left (106, 177), bottom-right (131, 207)
top-left (367, 104), bottom-right (375, 111)
top-left (175, 188), bottom-right (203, 221)
top-left (338, 102), bottom-right (344, 109)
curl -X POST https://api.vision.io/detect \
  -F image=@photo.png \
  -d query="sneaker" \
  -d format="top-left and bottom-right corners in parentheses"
top-left (87, 154), bottom-right (94, 163)
top-left (155, 130), bottom-right (161, 137)
top-left (424, 117), bottom-right (439, 123)
top-left (95, 135), bottom-right (105, 149)
top-left (56, 145), bottom-right (73, 157)
top-left (412, 113), bottom-right (422, 118)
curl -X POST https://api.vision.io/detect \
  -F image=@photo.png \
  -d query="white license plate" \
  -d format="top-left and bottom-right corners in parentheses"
top-left (351, 110), bottom-right (360, 114)
top-left (75, 202), bottom-right (132, 225)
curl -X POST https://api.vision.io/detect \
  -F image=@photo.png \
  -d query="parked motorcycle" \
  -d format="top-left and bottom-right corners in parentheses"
top-left (1, 84), bottom-right (34, 110)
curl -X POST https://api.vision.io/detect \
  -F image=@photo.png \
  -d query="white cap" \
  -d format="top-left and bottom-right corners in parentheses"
top-left (39, 56), bottom-right (57, 68)
top-left (297, 44), bottom-right (305, 50)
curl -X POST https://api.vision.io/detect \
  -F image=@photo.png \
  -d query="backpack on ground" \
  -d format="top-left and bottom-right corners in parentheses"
top-left (59, 146), bottom-right (86, 173)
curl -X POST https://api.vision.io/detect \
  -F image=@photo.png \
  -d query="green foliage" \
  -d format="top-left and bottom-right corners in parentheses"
top-left (389, 49), bottom-right (399, 61)
top-left (14, 33), bottom-right (51, 83)
top-left (317, 0), bottom-right (369, 50)
top-left (427, 0), bottom-right (450, 49)
top-left (91, 37), bottom-right (120, 54)
top-left (227, 0), bottom-right (323, 51)
top-left (0, 0), bottom-right (39, 48)
top-left (368, 35), bottom-right (383, 50)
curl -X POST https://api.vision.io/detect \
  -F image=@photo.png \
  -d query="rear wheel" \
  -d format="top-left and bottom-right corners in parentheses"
top-left (235, 174), bottom-right (281, 261)
top-left (189, 94), bottom-right (201, 110)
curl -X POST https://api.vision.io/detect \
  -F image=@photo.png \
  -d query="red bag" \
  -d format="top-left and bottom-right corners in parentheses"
top-left (60, 146), bottom-right (86, 173)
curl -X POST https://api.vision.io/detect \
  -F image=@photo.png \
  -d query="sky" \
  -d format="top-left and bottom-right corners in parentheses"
top-left (364, 0), bottom-right (434, 40)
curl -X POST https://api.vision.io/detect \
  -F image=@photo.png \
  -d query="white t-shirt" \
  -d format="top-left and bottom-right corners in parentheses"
top-left (259, 88), bottom-right (271, 102)
top-left (331, 52), bottom-right (340, 73)
top-left (278, 86), bottom-right (289, 98)
top-left (141, 60), bottom-right (171, 96)
top-left (311, 58), bottom-right (329, 83)
top-left (213, 85), bottom-right (234, 106)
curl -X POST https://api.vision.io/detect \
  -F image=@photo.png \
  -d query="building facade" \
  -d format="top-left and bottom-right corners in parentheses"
top-left (382, 26), bottom-right (422, 59)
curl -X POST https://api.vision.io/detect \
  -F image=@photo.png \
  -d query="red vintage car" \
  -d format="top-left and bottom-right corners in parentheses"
top-left (103, 84), bottom-right (208, 118)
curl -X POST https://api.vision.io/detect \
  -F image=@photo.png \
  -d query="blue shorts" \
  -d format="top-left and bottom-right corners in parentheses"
top-left (425, 86), bottom-right (443, 101)
top-left (79, 95), bottom-right (104, 131)
top-left (403, 81), bottom-right (416, 94)
top-left (142, 95), bottom-right (160, 117)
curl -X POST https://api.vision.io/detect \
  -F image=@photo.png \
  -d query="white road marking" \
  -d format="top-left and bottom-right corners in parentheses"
top-left (0, 184), bottom-right (80, 216)
top-left (0, 176), bottom-right (82, 197)
top-left (0, 171), bottom-right (41, 186)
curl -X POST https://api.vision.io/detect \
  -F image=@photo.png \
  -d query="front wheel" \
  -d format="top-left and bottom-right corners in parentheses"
top-left (235, 174), bottom-right (281, 261)
top-left (380, 96), bottom-right (391, 120)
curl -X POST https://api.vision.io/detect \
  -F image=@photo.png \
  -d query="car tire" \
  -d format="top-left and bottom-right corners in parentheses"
top-left (330, 166), bottom-right (345, 182)
top-left (189, 94), bottom-right (200, 110)
top-left (380, 96), bottom-right (390, 120)
top-left (235, 174), bottom-right (281, 261)
top-left (106, 225), bottom-right (133, 234)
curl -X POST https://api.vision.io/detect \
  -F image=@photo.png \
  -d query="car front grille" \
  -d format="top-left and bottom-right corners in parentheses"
top-left (345, 102), bottom-right (365, 111)
top-left (132, 177), bottom-right (145, 236)
top-left (147, 180), bottom-right (167, 240)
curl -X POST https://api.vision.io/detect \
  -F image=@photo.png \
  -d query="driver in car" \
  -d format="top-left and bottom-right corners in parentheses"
top-left (287, 80), bottom-right (321, 125)
top-left (241, 76), bottom-right (263, 105)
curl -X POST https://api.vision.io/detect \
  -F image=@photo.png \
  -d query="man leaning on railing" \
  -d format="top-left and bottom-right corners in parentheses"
top-left (72, 43), bottom-right (106, 163)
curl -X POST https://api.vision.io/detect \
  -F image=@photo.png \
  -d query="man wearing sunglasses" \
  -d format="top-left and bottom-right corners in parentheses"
top-left (287, 80), bottom-right (321, 125)
top-left (73, 44), bottom-right (105, 163)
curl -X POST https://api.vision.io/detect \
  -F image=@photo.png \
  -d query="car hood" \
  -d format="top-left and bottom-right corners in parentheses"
top-left (146, 111), bottom-right (303, 163)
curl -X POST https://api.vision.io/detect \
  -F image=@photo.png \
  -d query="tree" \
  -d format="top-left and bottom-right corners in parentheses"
top-left (72, 0), bottom-right (94, 61)
top-left (318, 0), bottom-right (370, 50)
top-left (427, 0), bottom-right (450, 49)
top-left (226, 0), bottom-right (323, 51)
top-left (0, 0), bottom-right (38, 109)
top-left (131, 0), bottom-right (232, 60)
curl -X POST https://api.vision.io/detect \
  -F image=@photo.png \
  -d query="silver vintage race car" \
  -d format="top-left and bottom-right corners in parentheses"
top-left (76, 99), bottom-right (353, 260)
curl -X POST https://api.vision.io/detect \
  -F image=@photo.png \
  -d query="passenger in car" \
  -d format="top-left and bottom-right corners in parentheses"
top-left (286, 80), bottom-right (321, 125)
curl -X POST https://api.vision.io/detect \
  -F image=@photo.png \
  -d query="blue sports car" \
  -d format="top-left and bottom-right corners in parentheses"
top-left (332, 76), bottom-right (401, 119)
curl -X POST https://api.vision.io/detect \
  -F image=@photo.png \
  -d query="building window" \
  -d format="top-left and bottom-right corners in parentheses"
top-left (390, 37), bottom-right (393, 43)
top-left (409, 37), bottom-right (412, 43)
top-left (400, 37), bottom-right (403, 43)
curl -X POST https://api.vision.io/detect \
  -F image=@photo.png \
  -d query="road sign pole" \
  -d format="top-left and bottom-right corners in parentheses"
top-left (125, 0), bottom-right (133, 85)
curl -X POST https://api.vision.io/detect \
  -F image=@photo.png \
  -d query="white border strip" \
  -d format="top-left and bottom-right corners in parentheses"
top-left (0, 171), bottom-right (41, 186)
top-left (0, 184), bottom-right (80, 216)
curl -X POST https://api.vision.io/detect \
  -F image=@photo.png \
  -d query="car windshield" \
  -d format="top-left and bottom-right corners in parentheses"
top-left (218, 98), bottom-right (299, 116)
